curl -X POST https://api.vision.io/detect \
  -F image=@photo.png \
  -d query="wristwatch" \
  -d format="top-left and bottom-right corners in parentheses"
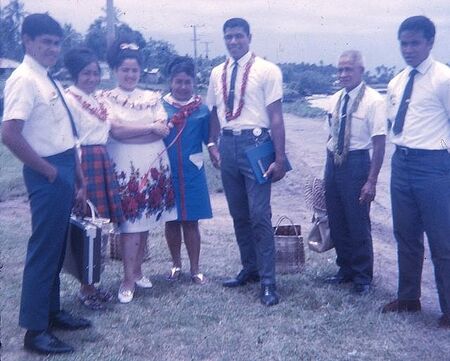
top-left (207, 142), bottom-right (216, 149)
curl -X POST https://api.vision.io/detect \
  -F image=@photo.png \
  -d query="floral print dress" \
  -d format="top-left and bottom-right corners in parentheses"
top-left (99, 87), bottom-right (177, 233)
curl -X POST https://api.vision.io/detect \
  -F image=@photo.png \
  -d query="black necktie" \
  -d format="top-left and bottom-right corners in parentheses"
top-left (337, 93), bottom-right (350, 155)
top-left (392, 69), bottom-right (418, 135)
top-left (47, 72), bottom-right (79, 139)
top-left (227, 61), bottom-right (238, 113)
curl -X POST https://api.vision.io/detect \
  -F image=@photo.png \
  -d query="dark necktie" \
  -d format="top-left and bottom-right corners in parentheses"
top-left (227, 61), bottom-right (238, 113)
top-left (337, 93), bottom-right (350, 155)
top-left (392, 69), bottom-right (418, 135)
top-left (47, 73), bottom-right (79, 138)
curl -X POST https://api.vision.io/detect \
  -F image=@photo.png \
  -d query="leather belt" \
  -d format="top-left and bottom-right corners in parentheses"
top-left (222, 128), bottom-right (268, 136)
top-left (395, 145), bottom-right (447, 156)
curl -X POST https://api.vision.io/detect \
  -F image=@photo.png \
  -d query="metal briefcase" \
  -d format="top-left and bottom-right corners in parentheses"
top-left (63, 214), bottom-right (102, 285)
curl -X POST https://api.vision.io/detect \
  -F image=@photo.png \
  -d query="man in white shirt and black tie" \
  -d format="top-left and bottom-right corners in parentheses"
top-left (323, 50), bottom-right (386, 295)
top-left (207, 18), bottom-right (287, 306)
top-left (382, 16), bottom-right (450, 329)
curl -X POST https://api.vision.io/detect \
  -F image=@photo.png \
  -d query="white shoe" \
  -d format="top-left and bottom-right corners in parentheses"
top-left (118, 287), bottom-right (134, 303)
top-left (135, 276), bottom-right (153, 288)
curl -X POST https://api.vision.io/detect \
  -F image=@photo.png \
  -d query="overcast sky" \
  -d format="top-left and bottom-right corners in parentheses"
top-left (21, 0), bottom-right (450, 71)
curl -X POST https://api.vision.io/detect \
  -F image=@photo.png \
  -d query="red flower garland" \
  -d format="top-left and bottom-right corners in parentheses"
top-left (221, 53), bottom-right (256, 121)
top-left (67, 89), bottom-right (108, 121)
top-left (169, 95), bottom-right (202, 126)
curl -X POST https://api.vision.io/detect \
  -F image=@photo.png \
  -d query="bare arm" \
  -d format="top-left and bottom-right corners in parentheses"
top-left (109, 119), bottom-right (169, 143)
top-left (359, 134), bottom-right (386, 204)
top-left (1, 120), bottom-right (58, 182)
top-left (207, 106), bottom-right (221, 169)
top-left (264, 99), bottom-right (287, 182)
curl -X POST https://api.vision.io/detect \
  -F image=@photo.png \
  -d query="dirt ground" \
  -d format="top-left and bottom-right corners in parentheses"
top-left (0, 113), bottom-right (442, 359)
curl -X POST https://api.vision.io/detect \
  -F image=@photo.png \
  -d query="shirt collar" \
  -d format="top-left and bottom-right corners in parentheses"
top-left (23, 54), bottom-right (49, 76)
top-left (407, 55), bottom-right (433, 75)
top-left (344, 81), bottom-right (364, 99)
top-left (228, 51), bottom-right (253, 68)
top-left (163, 93), bottom-right (195, 106)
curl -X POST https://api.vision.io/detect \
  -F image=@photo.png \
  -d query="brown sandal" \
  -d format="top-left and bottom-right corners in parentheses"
top-left (167, 267), bottom-right (182, 281)
top-left (191, 273), bottom-right (207, 285)
top-left (78, 293), bottom-right (105, 310)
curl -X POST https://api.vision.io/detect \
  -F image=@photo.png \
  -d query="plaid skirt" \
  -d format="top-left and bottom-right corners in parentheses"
top-left (81, 145), bottom-right (125, 224)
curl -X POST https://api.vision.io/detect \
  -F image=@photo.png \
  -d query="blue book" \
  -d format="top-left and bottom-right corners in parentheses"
top-left (245, 140), bottom-right (292, 184)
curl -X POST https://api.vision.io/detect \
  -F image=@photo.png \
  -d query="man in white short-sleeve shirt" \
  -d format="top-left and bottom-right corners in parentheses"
top-left (324, 50), bottom-right (386, 295)
top-left (207, 17), bottom-right (287, 306)
top-left (381, 16), bottom-right (450, 329)
top-left (1, 13), bottom-right (90, 354)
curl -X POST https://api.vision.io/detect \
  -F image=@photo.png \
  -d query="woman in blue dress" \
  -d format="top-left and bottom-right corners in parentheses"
top-left (163, 56), bottom-right (212, 284)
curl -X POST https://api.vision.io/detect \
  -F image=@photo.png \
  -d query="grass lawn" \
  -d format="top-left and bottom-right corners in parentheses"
top-left (1, 119), bottom-right (449, 361)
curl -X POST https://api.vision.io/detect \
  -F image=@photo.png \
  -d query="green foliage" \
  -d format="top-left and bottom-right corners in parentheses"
top-left (0, 0), bottom-right (25, 60)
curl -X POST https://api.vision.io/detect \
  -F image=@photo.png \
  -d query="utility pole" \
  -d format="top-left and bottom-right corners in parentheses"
top-left (106, 0), bottom-right (115, 49)
top-left (201, 41), bottom-right (212, 59)
top-left (186, 24), bottom-right (204, 71)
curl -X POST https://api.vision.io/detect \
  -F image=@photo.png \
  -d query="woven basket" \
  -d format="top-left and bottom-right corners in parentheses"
top-left (273, 216), bottom-right (304, 274)
top-left (109, 229), bottom-right (151, 261)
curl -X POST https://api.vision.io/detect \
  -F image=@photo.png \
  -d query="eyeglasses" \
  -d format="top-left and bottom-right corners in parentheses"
top-left (120, 43), bottom-right (139, 51)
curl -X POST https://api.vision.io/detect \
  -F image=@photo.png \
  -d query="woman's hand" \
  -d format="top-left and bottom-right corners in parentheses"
top-left (151, 120), bottom-right (170, 137)
top-left (73, 184), bottom-right (87, 216)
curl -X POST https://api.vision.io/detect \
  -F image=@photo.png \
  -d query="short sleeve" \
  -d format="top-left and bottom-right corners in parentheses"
top-left (2, 75), bottom-right (35, 122)
top-left (369, 96), bottom-right (387, 137)
top-left (263, 63), bottom-right (283, 106)
top-left (206, 70), bottom-right (218, 110)
top-left (152, 92), bottom-right (168, 122)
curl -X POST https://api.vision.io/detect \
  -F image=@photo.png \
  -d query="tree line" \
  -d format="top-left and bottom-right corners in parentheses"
top-left (1, 0), bottom-right (405, 98)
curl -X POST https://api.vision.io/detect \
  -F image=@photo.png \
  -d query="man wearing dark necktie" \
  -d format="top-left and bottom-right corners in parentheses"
top-left (382, 16), bottom-right (450, 329)
top-left (206, 18), bottom-right (286, 306)
top-left (1, 14), bottom-right (91, 354)
top-left (324, 50), bottom-right (386, 295)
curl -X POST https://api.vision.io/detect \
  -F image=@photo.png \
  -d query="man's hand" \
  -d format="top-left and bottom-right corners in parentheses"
top-left (359, 179), bottom-right (376, 204)
top-left (73, 184), bottom-right (87, 216)
top-left (45, 164), bottom-right (58, 183)
top-left (208, 145), bottom-right (221, 169)
top-left (264, 160), bottom-right (286, 182)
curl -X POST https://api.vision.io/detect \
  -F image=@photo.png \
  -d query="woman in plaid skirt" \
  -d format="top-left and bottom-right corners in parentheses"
top-left (65, 48), bottom-right (164, 308)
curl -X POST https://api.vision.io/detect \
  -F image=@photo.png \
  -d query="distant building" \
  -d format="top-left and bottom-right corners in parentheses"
top-left (144, 68), bottom-right (162, 84)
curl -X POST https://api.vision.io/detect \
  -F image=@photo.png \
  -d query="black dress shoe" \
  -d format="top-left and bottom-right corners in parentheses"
top-left (49, 310), bottom-right (91, 330)
top-left (260, 285), bottom-right (279, 306)
top-left (353, 283), bottom-right (371, 295)
top-left (324, 274), bottom-right (352, 285)
top-left (222, 270), bottom-right (260, 288)
top-left (24, 330), bottom-right (74, 354)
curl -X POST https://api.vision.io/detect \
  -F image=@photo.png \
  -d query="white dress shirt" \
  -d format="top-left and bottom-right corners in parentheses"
top-left (326, 82), bottom-right (387, 152)
top-left (2, 55), bottom-right (76, 157)
top-left (206, 51), bottom-right (283, 129)
top-left (66, 85), bottom-right (110, 146)
top-left (387, 55), bottom-right (450, 150)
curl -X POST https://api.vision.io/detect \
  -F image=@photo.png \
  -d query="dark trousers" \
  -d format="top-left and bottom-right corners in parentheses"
top-left (219, 131), bottom-right (276, 286)
top-left (391, 147), bottom-right (450, 316)
top-left (325, 150), bottom-right (373, 285)
top-left (19, 149), bottom-right (76, 330)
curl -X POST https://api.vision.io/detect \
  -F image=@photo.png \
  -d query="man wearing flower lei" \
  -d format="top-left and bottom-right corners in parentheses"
top-left (206, 18), bottom-right (287, 306)
top-left (323, 50), bottom-right (386, 295)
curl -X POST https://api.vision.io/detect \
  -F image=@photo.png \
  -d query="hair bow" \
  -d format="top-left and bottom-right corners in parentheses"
top-left (120, 42), bottom-right (139, 51)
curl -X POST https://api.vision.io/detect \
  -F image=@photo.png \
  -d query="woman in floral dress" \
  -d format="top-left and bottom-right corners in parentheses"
top-left (99, 37), bottom-right (177, 303)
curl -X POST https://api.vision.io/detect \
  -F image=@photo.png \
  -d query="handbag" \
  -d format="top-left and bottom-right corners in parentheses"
top-left (63, 200), bottom-right (111, 284)
top-left (307, 209), bottom-right (334, 253)
top-left (273, 216), bottom-right (304, 274)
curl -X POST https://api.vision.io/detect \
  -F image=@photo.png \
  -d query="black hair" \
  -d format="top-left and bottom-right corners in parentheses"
top-left (106, 36), bottom-right (143, 69)
top-left (167, 56), bottom-right (195, 80)
top-left (398, 16), bottom-right (436, 40)
top-left (223, 18), bottom-right (250, 35)
top-left (21, 13), bottom-right (63, 39)
top-left (64, 47), bottom-right (100, 81)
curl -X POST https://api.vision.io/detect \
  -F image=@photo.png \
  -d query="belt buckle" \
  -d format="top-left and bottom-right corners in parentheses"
top-left (232, 129), bottom-right (242, 136)
top-left (398, 146), bottom-right (408, 155)
top-left (252, 127), bottom-right (262, 137)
